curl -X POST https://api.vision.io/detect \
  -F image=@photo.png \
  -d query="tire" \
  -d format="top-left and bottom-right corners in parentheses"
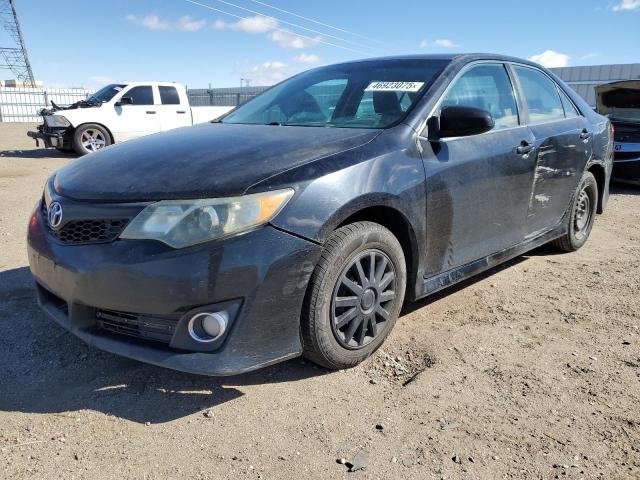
top-left (72, 124), bottom-right (111, 155)
top-left (551, 171), bottom-right (598, 252)
top-left (301, 221), bottom-right (407, 370)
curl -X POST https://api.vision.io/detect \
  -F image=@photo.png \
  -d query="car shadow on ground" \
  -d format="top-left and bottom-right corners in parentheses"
top-left (0, 266), bottom-right (327, 424)
top-left (0, 202), bottom-right (624, 424)
top-left (0, 149), bottom-right (77, 159)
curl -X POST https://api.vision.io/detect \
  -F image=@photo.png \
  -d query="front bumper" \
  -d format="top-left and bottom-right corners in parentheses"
top-left (27, 124), bottom-right (69, 149)
top-left (27, 204), bottom-right (321, 375)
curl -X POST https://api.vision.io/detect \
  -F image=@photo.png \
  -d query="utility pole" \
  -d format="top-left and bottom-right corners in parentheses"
top-left (0, 0), bottom-right (36, 87)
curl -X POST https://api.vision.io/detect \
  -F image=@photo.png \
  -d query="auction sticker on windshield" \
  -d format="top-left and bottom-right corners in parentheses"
top-left (365, 81), bottom-right (424, 92)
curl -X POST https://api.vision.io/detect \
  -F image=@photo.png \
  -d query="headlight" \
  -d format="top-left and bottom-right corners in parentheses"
top-left (44, 115), bottom-right (71, 128)
top-left (120, 189), bottom-right (294, 248)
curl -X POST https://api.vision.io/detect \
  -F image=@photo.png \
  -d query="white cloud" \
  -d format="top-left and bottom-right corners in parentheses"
top-left (177, 16), bottom-right (207, 32)
top-left (125, 14), bottom-right (206, 32)
top-left (294, 53), bottom-right (321, 64)
top-left (529, 50), bottom-right (571, 68)
top-left (269, 30), bottom-right (320, 49)
top-left (433, 39), bottom-right (459, 48)
top-left (243, 61), bottom-right (290, 86)
top-left (213, 15), bottom-right (320, 50)
top-left (419, 39), bottom-right (459, 49)
top-left (613, 0), bottom-right (640, 11)
top-left (213, 15), bottom-right (278, 34)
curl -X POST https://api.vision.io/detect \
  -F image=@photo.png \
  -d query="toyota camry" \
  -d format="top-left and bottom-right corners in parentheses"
top-left (28, 54), bottom-right (613, 375)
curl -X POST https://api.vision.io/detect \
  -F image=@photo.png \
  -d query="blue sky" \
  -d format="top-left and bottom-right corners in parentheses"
top-left (6, 0), bottom-right (640, 88)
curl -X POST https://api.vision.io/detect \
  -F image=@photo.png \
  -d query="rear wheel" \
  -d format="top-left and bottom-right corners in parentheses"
top-left (72, 124), bottom-right (111, 155)
top-left (551, 171), bottom-right (598, 252)
top-left (301, 221), bottom-right (406, 370)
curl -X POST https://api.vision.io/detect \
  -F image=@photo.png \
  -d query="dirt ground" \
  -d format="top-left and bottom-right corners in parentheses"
top-left (0, 123), bottom-right (639, 480)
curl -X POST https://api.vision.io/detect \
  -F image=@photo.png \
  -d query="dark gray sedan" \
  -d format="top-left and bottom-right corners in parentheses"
top-left (28, 54), bottom-right (613, 375)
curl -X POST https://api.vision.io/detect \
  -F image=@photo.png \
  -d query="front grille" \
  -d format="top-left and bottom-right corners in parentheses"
top-left (41, 200), bottom-right (128, 245)
top-left (95, 309), bottom-right (178, 344)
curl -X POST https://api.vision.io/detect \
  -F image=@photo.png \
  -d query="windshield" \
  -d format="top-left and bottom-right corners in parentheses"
top-left (88, 84), bottom-right (126, 103)
top-left (222, 59), bottom-right (450, 129)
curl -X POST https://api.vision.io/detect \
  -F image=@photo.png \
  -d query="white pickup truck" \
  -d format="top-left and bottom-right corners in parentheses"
top-left (28, 82), bottom-right (233, 155)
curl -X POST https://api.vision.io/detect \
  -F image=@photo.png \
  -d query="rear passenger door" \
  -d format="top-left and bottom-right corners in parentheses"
top-left (157, 85), bottom-right (191, 131)
top-left (511, 65), bottom-right (592, 237)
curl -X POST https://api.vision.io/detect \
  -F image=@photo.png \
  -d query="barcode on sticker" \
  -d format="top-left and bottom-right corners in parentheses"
top-left (365, 81), bottom-right (425, 92)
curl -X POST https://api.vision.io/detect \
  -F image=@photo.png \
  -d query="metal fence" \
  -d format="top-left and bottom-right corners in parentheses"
top-left (0, 87), bottom-right (94, 122)
top-left (0, 86), bottom-right (268, 122)
top-left (187, 86), bottom-right (268, 107)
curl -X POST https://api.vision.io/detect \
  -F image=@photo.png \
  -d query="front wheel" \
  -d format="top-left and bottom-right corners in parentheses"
top-left (551, 171), bottom-right (598, 252)
top-left (301, 221), bottom-right (406, 370)
top-left (72, 124), bottom-right (111, 155)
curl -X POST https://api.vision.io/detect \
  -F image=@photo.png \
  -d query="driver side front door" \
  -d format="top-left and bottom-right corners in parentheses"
top-left (110, 85), bottom-right (161, 141)
top-left (417, 63), bottom-right (537, 278)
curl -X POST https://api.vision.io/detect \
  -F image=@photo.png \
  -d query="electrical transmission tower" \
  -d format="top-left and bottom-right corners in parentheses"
top-left (0, 0), bottom-right (35, 87)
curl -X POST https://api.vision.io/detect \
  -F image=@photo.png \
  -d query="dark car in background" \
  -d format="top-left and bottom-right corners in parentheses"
top-left (27, 54), bottom-right (613, 375)
top-left (596, 80), bottom-right (640, 185)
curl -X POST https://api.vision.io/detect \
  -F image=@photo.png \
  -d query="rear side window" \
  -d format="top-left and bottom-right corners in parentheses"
top-left (125, 86), bottom-right (154, 105)
top-left (441, 64), bottom-right (519, 130)
top-left (513, 66), bottom-right (565, 124)
top-left (159, 86), bottom-right (180, 105)
top-left (558, 89), bottom-right (579, 118)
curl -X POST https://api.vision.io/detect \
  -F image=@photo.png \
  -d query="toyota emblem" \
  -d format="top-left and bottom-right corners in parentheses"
top-left (47, 202), bottom-right (63, 229)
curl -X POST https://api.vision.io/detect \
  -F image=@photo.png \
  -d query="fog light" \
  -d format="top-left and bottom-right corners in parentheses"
top-left (188, 312), bottom-right (227, 343)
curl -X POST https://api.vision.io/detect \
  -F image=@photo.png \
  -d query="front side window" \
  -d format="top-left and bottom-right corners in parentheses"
top-left (159, 86), bottom-right (180, 105)
top-left (221, 59), bottom-right (450, 129)
top-left (514, 66), bottom-right (565, 124)
top-left (441, 64), bottom-right (519, 130)
top-left (125, 86), bottom-right (154, 105)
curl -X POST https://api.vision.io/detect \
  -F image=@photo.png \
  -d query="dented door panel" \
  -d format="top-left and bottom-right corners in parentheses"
top-left (525, 117), bottom-right (591, 237)
top-left (419, 126), bottom-right (536, 276)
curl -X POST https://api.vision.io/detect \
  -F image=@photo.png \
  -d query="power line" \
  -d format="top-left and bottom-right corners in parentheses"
top-left (248, 0), bottom-right (384, 45)
top-left (183, 0), bottom-right (372, 56)
top-left (207, 0), bottom-right (380, 53)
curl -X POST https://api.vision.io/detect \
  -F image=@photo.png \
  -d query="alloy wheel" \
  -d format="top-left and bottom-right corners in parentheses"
top-left (331, 249), bottom-right (397, 349)
top-left (81, 129), bottom-right (106, 152)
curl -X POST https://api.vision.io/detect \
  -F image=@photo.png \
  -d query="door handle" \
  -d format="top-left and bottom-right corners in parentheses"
top-left (516, 141), bottom-right (534, 156)
top-left (146, 110), bottom-right (156, 114)
top-left (579, 129), bottom-right (591, 140)
top-left (177, 110), bottom-right (186, 114)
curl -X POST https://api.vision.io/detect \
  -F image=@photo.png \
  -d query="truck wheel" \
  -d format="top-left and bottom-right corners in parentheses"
top-left (301, 221), bottom-right (406, 370)
top-left (551, 171), bottom-right (598, 252)
top-left (72, 124), bottom-right (111, 155)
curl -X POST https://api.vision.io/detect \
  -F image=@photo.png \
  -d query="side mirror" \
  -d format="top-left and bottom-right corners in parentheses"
top-left (115, 96), bottom-right (133, 106)
top-left (428, 106), bottom-right (495, 140)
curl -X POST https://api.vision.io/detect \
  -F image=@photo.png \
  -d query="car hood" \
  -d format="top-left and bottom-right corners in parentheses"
top-left (595, 80), bottom-right (640, 124)
top-left (54, 122), bottom-right (382, 201)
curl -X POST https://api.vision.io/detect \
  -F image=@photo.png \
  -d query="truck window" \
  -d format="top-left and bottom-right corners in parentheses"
top-left (159, 86), bottom-right (180, 105)
top-left (127, 86), bottom-right (154, 105)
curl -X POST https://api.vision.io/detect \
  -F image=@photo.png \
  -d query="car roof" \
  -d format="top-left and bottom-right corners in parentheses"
top-left (329, 53), bottom-right (544, 69)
